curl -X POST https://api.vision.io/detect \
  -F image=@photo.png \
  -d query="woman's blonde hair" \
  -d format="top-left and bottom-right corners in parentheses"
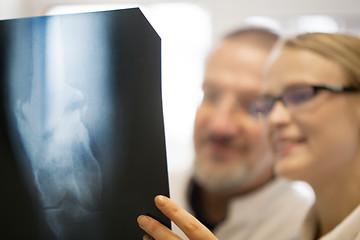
top-left (283, 32), bottom-right (360, 88)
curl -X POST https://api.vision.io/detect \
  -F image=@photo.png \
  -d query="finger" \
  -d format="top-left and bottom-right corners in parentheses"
top-left (137, 215), bottom-right (182, 240)
top-left (154, 195), bottom-right (218, 240)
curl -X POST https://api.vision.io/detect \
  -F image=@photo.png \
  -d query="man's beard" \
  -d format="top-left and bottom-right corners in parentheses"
top-left (193, 156), bottom-right (250, 194)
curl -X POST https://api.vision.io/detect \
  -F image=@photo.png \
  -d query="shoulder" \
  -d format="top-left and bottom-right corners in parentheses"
top-left (268, 178), bottom-right (314, 215)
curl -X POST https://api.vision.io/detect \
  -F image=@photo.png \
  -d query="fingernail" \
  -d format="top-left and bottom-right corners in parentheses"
top-left (137, 215), bottom-right (149, 228)
top-left (155, 195), bottom-right (168, 207)
top-left (143, 234), bottom-right (153, 240)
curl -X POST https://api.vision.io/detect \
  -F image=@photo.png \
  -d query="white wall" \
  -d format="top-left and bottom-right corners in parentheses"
top-left (0, 0), bottom-right (22, 19)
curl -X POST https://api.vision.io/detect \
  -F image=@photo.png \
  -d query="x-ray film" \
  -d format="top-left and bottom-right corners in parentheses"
top-left (0, 8), bottom-right (170, 239)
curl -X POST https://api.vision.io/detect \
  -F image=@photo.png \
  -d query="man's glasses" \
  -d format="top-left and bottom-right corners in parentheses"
top-left (249, 85), bottom-right (360, 119)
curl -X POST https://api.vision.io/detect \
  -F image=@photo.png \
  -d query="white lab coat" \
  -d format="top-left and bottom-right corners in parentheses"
top-left (170, 170), bottom-right (312, 240)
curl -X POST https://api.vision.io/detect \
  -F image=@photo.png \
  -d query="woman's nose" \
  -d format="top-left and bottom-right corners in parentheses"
top-left (267, 101), bottom-right (292, 127)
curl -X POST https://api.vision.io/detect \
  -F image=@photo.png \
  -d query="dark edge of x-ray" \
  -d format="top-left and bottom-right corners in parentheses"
top-left (0, 8), bottom-right (170, 240)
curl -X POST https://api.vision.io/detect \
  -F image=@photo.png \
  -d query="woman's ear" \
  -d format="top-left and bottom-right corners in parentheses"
top-left (346, 94), bottom-right (360, 130)
top-left (353, 96), bottom-right (360, 128)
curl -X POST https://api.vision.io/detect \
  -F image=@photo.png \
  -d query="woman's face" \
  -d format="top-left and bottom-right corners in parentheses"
top-left (263, 46), bottom-right (360, 186)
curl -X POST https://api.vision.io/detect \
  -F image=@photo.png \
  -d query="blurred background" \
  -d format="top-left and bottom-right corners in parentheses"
top-left (1, 0), bottom-right (360, 175)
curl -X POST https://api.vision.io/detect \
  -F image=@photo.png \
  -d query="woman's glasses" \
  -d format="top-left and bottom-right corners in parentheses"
top-left (249, 85), bottom-right (360, 119)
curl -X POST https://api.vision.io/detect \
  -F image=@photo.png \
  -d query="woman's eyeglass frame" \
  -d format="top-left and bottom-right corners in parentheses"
top-left (249, 85), bottom-right (360, 119)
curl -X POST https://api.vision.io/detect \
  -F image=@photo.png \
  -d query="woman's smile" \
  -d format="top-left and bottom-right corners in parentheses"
top-left (272, 136), bottom-right (306, 157)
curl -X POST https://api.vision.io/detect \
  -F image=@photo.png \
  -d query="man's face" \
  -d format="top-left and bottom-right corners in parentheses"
top-left (193, 39), bottom-right (273, 193)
